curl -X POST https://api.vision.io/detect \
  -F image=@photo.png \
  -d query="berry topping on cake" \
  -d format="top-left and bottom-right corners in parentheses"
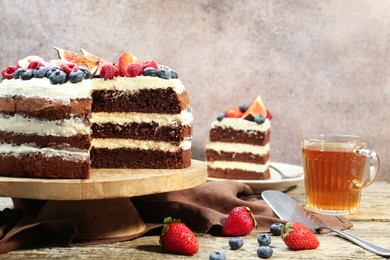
top-left (54, 46), bottom-right (100, 75)
top-left (241, 95), bottom-right (267, 121)
top-left (225, 107), bottom-right (243, 118)
top-left (142, 67), bottom-right (157, 77)
top-left (49, 70), bottom-right (67, 84)
top-left (157, 67), bottom-right (172, 79)
top-left (1, 66), bottom-right (17, 79)
top-left (254, 115), bottom-right (266, 124)
top-left (60, 63), bottom-right (79, 75)
top-left (45, 67), bottom-right (60, 78)
top-left (27, 60), bottom-right (45, 70)
top-left (216, 112), bottom-right (226, 121)
top-left (140, 60), bottom-right (158, 70)
top-left (33, 66), bottom-right (50, 78)
top-left (17, 56), bottom-right (46, 68)
top-left (239, 103), bottom-right (248, 112)
top-left (20, 69), bottom-right (34, 80)
top-left (79, 66), bottom-right (92, 79)
top-left (100, 64), bottom-right (119, 80)
top-left (14, 68), bottom-right (27, 79)
top-left (118, 51), bottom-right (140, 77)
top-left (126, 63), bottom-right (142, 77)
top-left (266, 109), bottom-right (273, 120)
top-left (69, 69), bottom-right (85, 83)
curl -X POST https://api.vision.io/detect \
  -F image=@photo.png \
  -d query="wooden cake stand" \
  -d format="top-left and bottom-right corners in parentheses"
top-left (0, 160), bottom-right (207, 240)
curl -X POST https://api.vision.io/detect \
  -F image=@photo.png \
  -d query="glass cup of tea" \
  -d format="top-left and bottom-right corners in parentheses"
top-left (301, 134), bottom-right (380, 215)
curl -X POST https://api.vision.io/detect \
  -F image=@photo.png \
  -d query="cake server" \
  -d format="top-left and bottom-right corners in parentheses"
top-left (261, 190), bottom-right (390, 256)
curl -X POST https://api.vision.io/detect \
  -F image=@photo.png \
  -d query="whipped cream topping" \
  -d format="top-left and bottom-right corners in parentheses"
top-left (92, 136), bottom-right (192, 152)
top-left (0, 114), bottom-right (90, 136)
top-left (211, 118), bottom-right (271, 132)
top-left (0, 78), bottom-right (92, 104)
top-left (92, 76), bottom-right (186, 94)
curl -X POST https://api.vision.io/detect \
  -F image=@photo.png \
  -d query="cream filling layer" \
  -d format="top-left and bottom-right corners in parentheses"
top-left (0, 114), bottom-right (90, 136)
top-left (92, 110), bottom-right (193, 126)
top-left (92, 76), bottom-right (186, 94)
top-left (211, 118), bottom-right (271, 132)
top-left (0, 78), bottom-right (92, 104)
top-left (0, 143), bottom-right (89, 161)
top-left (207, 161), bottom-right (270, 173)
top-left (206, 142), bottom-right (270, 155)
top-left (92, 137), bottom-right (192, 152)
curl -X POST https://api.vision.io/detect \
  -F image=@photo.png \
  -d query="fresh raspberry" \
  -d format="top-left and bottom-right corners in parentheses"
top-left (60, 63), bottom-right (79, 75)
top-left (140, 60), bottom-right (158, 70)
top-left (126, 63), bottom-right (142, 77)
top-left (27, 60), bottom-right (45, 70)
top-left (225, 107), bottom-right (243, 118)
top-left (1, 66), bottom-right (18, 79)
top-left (117, 51), bottom-right (139, 76)
top-left (100, 64), bottom-right (119, 80)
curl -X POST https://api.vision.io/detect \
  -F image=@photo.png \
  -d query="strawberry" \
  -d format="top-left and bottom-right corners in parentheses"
top-left (222, 206), bottom-right (257, 236)
top-left (117, 51), bottom-right (139, 76)
top-left (140, 59), bottom-right (158, 70)
top-left (100, 64), bottom-right (119, 80)
top-left (159, 217), bottom-right (199, 255)
top-left (225, 107), bottom-right (243, 118)
top-left (27, 60), bottom-right (45, 70)
top-left (1, 66), bottom-right (17, 79)
top-left (126, 63), bottom-right (142, 77)
top-left (60, 63), bottom-right (79, 75)
top-left (281, 222), bottom-right (320, 250)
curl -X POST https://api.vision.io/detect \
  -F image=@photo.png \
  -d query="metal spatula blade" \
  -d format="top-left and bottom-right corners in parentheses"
top-left (261, 190), bottom-right (390, 257)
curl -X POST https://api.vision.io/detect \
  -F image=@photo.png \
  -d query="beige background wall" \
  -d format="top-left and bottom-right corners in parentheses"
top-left (1, 0), bottom-right (389, 181)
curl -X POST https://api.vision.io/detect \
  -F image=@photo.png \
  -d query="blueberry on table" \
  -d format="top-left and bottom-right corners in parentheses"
top-left (209, 251), bottom-right (226, 260)
top-left (229, 237), bottom-right (244, 250)
top-left (257, 233), bottom-right (271, 246)
top-left (257, 246), bottom-right (273, 259)
top-left (270, 223), bottom-right (283, 236)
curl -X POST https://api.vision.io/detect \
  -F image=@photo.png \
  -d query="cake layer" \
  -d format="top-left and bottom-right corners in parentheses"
top-left (205, 149), bottom-right (270, 164)
top-left (0, 96), bottom-right (92, 120)
top-left (0, 154), bottom-right (89, 179)
top-left (92, 123), bottom-right (192, 143)
top-left (207, 167), bottom-right (270, 180)
top-left (0, 132), bottom-right (91, 150)
top-left (91, 148), bottom-right (191, 169)
top-left (92, 88), bottom-right (190, 114)
top-left (210, 127), bottom-right (270, 145)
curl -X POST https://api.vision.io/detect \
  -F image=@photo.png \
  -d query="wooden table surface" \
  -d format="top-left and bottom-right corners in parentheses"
top-left (0, 181), bottom-right (389, 259)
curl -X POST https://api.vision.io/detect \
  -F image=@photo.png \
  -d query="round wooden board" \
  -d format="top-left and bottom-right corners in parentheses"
top-left (0, 159), bottom-right (207, 200)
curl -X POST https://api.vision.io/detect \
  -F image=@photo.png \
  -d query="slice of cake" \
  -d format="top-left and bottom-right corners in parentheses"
top-left (90, 52), bottom-right (192, 169)
top-left (0, 58), bottom-right (93, 179)
top-left (205, 96), bottom-right (272, 180)
top-left (0, 49), bottom-right (192, 179)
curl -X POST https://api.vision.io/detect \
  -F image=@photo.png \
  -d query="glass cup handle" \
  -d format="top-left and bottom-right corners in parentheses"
top-left (354, 148), bottom-right (380, 189)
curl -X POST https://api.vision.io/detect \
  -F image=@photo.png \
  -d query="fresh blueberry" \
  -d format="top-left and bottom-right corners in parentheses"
top-left (209, 251), bottom-right (226, 260)
top-left (78, 66), bottom-right (91, 79)
top-left (229, 237), bottom-right (244, 250)
top-left (156, 67), bottom-right (172, 79)
top-left (239, 103), bottom-right (248, 112)
top-left (270, 223), bottom-right (283, 236)
top-left (257, 233), bottom-right (271, 246)
top-left (254, 115), bottom-right (266, 124)
top-left (20, 69), bottom-right (33, 80)
top-left (170, 70), bottom-right (178, 79)
top-left (142, 67), bottom-right (157, 77)
top-left (216, 112), bottom-right (225, 121)
top-left (33, 66), bottom-right (49, 78)
top-left (69, 69), bottom-right (84, 83)
top-left (49, 70), bottom-right (67, 84)
top-left (257, 246), bottom-right (273, 259)
top-left (45, 67), bottom-right (60, 78)
top-left (14, 68), bottom-right (27, 79)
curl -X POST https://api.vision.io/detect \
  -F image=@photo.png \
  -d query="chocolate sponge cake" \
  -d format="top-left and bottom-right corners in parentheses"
top-left (206, 96), bottom-right (272, 180)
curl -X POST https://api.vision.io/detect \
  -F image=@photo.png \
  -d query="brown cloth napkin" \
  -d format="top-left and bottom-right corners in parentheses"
top-left (0, 181), bottom-right (352, 253)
